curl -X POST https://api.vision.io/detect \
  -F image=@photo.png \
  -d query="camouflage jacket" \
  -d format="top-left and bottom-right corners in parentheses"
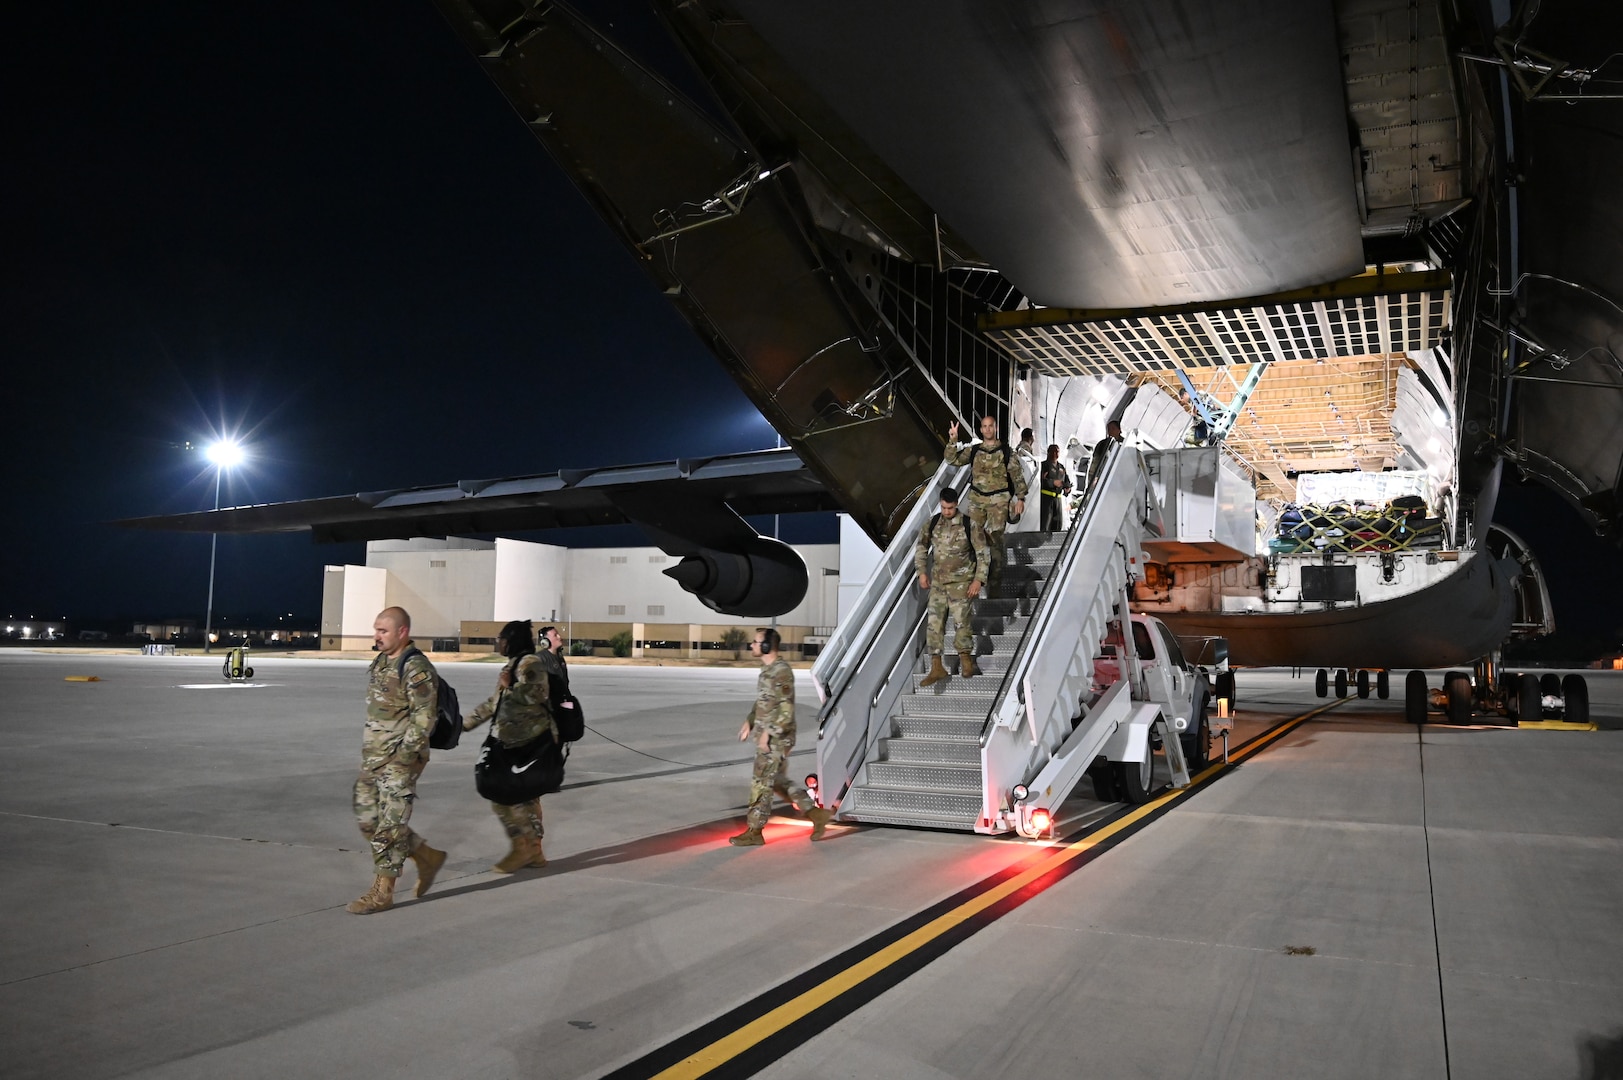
top-left (944, 439), bottom-right (1030, 499)
top-left (465, 652), bottom-right (554, 748)
top-left (747, 657), bottom-right (796, 739)
top-left (363, 645), bottom-right (437, 769)
top-left (915, 511), bottom-right (989, 586)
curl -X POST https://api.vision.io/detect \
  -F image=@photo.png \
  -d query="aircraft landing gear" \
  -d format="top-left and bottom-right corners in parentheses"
top-left (1334, 668), bottom-right (1348, 698)
top-left (1405, 669), bottom-right (1428, 725)
top-left (1314, 668), bottom-right (1328, 698)
top-left (1376, 670), bottom-right (1390, 699)
top-left (1444, 671), bottom-right (1473, 725)
top-left (1356, 669), bottom-right (1371, 698)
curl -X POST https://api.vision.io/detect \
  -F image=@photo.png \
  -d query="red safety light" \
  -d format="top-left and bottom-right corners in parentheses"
top-left (1029, 808), bottom-right (1053, 835)
top-left (805, 774), bottom-right (819, 791)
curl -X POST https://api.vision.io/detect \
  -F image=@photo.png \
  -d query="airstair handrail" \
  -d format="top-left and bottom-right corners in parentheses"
top-left (812, 458), bottom-right (966, 709)
top-left (979, 442), bottom-right (1137, 745)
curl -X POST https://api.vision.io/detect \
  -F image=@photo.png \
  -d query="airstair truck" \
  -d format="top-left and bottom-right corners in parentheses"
top-left (812, 442), bottom-right (1228, 837)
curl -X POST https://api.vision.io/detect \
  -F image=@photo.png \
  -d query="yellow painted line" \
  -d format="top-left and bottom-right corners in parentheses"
top-left (1516, 720), bottom-right (1599, 731)
top-left (650, 700), bottom-right (1344, 1080)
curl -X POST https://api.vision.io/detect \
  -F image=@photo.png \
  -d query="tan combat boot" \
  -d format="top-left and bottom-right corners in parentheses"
top-left (492, 836), bottom-right (533, 873)
top-left (806, 806), bottom-right (834, 841)
top-left (409, 842), bottom-right (446, 898)
top-left (959, 651), bottom-right (980, 678)
top-left (345, 875), bottom-right (395, 914)
top-left (919, 654), bottom-right (949, 688)
top-left (728, 826), bottom-right (765, 847)
top-left (526, 838), bottom-right (547, 869)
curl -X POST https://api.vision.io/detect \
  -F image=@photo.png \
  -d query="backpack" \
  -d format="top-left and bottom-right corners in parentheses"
top-left (397, 646), bottom-right (462, 751)
top-left (546, 670), bottom-right (585, 743)
top-left (929, 511), bottom-right (977, 563)
top-left (960, 441), bottom-right (1012, 493)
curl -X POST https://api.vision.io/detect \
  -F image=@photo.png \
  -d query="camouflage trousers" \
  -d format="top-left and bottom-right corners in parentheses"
top-left (926, 582), bottom-right (974, 653)
top-left (747, 729), bottom-right (815, 829)
top-left (353, 758), bottom-right (427, 877)
top-left (491, 796), bottom-right (543, 841)
top-left (965, 490), bottom-right (1011, 589)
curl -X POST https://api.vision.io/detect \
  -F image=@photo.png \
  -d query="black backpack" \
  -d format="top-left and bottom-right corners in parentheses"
top-left (929, 511), bottom-right (977, 562)
top-left (547, 670), bottom-right (585, 743)
top-left (397, 646), bottom-right (463, 751)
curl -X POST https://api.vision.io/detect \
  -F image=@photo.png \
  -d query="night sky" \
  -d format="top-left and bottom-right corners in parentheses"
top-left (6, 3), bottom-right (1619, 647)
top-left (7, 1), bottom-right (783, 625)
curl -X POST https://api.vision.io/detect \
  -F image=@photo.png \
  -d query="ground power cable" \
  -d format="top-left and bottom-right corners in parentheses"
top-left (1416, 720), bottom-right (1455, 1080)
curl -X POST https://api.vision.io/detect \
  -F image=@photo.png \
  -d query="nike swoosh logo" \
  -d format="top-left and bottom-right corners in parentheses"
top-left (512, 760), bottom-right (536, 773)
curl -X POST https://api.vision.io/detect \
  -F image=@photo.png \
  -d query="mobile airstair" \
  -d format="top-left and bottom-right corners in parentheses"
top-left (812, 445), bottom-right (1193, 836)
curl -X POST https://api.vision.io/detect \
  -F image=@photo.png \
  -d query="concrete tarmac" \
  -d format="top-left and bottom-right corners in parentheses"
top-left (1, 651), bottom-right (1619, 1079)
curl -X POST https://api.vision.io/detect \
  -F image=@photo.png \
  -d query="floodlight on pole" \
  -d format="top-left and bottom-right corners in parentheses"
top-left (202, 439), bottom-right (245, 653)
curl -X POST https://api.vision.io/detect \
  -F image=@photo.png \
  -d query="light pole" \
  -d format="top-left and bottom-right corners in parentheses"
top-left (203, 439), bottom-right (244, 653)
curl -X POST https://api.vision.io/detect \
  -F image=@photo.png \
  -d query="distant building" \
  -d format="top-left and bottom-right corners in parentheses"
top-left (320, 528), bottom-right (881, 658)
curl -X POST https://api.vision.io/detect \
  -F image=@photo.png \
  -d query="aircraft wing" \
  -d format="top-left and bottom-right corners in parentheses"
top-left (117, 448), bottom-right (836, 545)
top-left (120, 449), bottom-right (839, 617)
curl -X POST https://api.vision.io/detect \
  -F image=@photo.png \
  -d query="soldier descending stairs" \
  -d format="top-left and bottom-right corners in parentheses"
top-left (848, 518), bottom-right (1068, 830)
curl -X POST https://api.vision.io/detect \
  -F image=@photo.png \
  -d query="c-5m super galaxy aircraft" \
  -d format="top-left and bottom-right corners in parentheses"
top-left (129, 0), bottom-right (1621, 823)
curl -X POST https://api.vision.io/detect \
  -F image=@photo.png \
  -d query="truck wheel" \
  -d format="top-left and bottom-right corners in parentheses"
top-left (1445, 672), bottom-right (1472, 725)
top-left (1334, 669), bottom-right (1348, 698)
top-left (1405, 670), bottom-right (1428, 725)
top-left (1376, 670), bottom-right (1390, 699)
top-left (243, 667), bottom-right (254, 679)
top-left (1115, 742), bottom-right (1155, 805)
top-left (1518, 673), bottom-right (1541, 721)
top-left (1356, 669), bottom-right (1371, 698)
top-left (1562, 675), bottom-right (1590, 725)
top-left (1314, 669), bottom-right (1328, 697)
top-left (1215, 670), bottom-right (1236, 707)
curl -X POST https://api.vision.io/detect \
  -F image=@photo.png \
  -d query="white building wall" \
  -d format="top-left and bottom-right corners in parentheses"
top-left (320, 564), bottom-right (387, 649)
top-left (563, 544), bottom-right (841, 628)
top-left (492, 538), bottom-right (568, 623)
top-left (366, 539), bottom-right (497, 640)
top-left (837, 515), bottom-right (885, 626)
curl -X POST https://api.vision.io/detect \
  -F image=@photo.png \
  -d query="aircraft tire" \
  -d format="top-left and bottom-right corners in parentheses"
top-left (1215, 670), bottom-right (1236, 707)
top-left (1376, 670), bottom-right (1390, 699)
top-left (1518, 672), bottom-right (1541, 721)
top-left (1539, 672), bottom-right (1561, 697)
top-left (1405, 670), bottom-right (1428, 725)
top-left (1356, 669), bottom-right (1371, 698)
top-left (1116, 742), bottom-right (1156, 805)
top-left (1562, 674), bottom-right (1590, 725)
top-left (1334, 669), bottom-right (1348, 698)
top-left (1445, 672), bottom-right (1472, 725)
top-left (1314, 669), bottom-right (1328, 697)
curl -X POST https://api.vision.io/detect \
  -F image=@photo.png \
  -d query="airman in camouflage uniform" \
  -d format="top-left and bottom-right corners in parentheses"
top-left (944, 415), bottom-right (1028, 592)
top-left (348, 606), bottom-right (446, 915)
top-left (464, 620), bottom-right (555, 872)
top-left (729, 627), bottom-right (834, 847)
top-left (915, 486), bottom-right (989, 688)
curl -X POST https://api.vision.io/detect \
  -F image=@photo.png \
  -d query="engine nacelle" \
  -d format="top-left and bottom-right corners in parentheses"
top-left (662, 536), bottom-right (808, 617)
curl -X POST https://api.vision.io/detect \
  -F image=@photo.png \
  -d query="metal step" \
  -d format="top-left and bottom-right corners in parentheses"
top-left (846, 783), bottom-right (982, 820)
top-left (892, 714), bottom-right (984, 740)
top-left (877, 737), bottom-right (980, 766)
top-left (837, 805), bottom-right (980, 831)
top-left (865, 761), bottom-right (982, 792)
top-left (898, 689), bottom-right (997, 717)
